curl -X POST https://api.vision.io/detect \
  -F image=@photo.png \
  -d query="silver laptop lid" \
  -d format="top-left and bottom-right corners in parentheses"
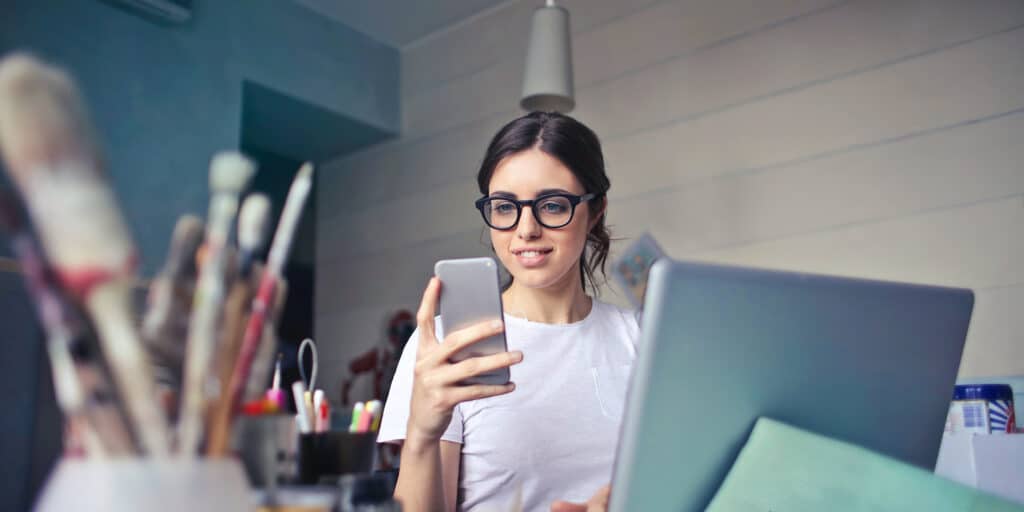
top-left (610, 260), bottom-right (973, 511)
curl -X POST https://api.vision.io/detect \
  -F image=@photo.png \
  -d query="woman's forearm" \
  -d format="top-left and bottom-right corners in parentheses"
top-left (394, 435), bottom-right (448, 512)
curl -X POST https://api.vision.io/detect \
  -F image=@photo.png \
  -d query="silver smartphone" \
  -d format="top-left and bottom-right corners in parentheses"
top-left (434, 257), bottom-right (510, 386)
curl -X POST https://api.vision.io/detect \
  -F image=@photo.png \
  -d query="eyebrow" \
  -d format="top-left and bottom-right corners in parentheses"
top-left (489, 188), bottom-right (574, 198)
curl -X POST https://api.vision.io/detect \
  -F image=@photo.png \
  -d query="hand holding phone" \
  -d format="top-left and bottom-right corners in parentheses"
top-left (404, 263), bottom-right (521, 444)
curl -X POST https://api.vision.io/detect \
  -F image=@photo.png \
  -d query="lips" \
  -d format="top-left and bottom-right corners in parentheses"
top-left (512, 247), bottom-right (552, 268)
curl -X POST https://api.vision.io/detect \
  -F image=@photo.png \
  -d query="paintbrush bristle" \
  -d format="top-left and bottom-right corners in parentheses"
top-left (0, 53), bottom-right (98, 180)
top-left (237, 193), bottom-right (270, 252)
top-left (0, 53), bottom-right (133, 278)
top-left (210, 152), bottom-right (255, 195)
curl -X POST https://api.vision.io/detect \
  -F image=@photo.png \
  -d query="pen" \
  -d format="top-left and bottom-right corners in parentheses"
top-left (348, 401), bottom-right (364, 433)
top-left (265, 353), bottom-right (284, 409)
top-left (319, 397), bottom-right (330, 433)
top-left (292, 381), bottom-right (311, 434)
top-left (313, 389), bottom-right (327, 432)
top-left (369, 400), bottom-right (383, 433)
top-left (356, 400), bottom-right (378, 433)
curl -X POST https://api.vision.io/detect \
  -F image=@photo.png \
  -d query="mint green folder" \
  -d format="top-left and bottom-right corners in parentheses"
top-left (707, 418), bottom-right (1023, 512)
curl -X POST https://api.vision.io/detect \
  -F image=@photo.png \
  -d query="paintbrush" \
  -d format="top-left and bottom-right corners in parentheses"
top-left (223, 163), bottom-right (313, 424)
top-left (207, 276), bottom-right (288, 454)
top-left (141, 214), bottom-right (203, 412)
top-left (214, 194), bottom-right (270, 394)
top-left (203, 273), bottom-right (289, 456)
top-left (235, 193), bottom-right (270, 279)
top-left (243, 279), bottom-right (287, 403)
top-left (65, 336), bottom-right (140, 456)
top-left (0, 194), bottom-right (89, 444)
top-left (0, 53), bottom-right (169, 456)
top-left (201, 273), bottom-right (256, 456)
top-left (0, 192), bottom-right (136, 457)
top-left (177, 152), bottom-right (254, 456)
top-left (205, 194), bottom-right (271, 456)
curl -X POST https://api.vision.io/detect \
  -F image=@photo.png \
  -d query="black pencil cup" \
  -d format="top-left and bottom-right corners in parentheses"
top-left (297, 431), bottom-right (376, 484)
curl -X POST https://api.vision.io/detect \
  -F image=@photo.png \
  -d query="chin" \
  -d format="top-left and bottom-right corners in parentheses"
top-left (514, 272), bottom-right (558, 289)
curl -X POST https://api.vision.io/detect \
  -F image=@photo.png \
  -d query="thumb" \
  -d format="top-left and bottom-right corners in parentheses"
top-left (550, 501), bottom-right (588, 512)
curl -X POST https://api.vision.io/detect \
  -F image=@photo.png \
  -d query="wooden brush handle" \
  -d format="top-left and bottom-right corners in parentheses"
top-left (204, 279), bottom-right (255, 457)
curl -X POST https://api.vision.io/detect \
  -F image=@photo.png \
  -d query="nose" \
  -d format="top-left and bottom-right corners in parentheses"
top-left (516, 204), bottom-right (541, 240)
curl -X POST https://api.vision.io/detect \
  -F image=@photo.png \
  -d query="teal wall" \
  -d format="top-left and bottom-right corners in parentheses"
top-left (0, 0), bottom-right (399, 274)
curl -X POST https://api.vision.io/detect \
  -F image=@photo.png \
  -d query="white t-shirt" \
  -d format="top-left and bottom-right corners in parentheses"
top-left (378, 299), bottom-right (640, 512)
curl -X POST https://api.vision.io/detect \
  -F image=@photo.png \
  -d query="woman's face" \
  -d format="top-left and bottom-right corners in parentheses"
top-left (486, 147), bottom-right (599, 291)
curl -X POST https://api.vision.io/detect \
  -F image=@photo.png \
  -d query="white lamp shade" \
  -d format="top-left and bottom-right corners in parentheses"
top-left (520, 4), bottom-right (574, 113)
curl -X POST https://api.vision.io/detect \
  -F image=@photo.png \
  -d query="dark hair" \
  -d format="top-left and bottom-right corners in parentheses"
top-left (476, 111), bottom-right (611, 294)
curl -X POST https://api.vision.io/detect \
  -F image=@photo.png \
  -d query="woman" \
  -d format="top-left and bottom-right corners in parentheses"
top-left (378, 112), bottom-right (639, 512)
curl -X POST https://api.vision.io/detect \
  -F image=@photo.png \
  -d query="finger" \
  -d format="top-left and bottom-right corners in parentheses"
top-left (439, 350), bottom-right (523, 385)
top-left (445, 382), bottom-right (515, 404)
top-left (436, 318), bottom-right (505, 362)
top-left (589, 485), bottom-right (611, 511)
top-left (415, 277), bottom-right (441, 352)
top-left (550, 501), bottom-right (587, 512)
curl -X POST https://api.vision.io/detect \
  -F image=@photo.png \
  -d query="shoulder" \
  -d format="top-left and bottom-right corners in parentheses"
top-left (590, 299), bottom-right (641, 342)
top-left (586, 298), bottom-right (642, 357)
top-left (591, 298), bottom-right (640, 328)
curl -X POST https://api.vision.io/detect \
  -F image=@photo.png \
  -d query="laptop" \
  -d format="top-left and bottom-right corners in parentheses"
top-left (609, 260), bottom-right (974, 511)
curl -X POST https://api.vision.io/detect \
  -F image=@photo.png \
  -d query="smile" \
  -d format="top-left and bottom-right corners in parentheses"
top-left (512, 248), bottom-right (553, 256)
top-left (512, 247), bottom-right (553, 268)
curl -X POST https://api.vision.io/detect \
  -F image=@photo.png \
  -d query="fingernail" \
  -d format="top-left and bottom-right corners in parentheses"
top-left (513, 351), bottom-right (524, 362)
top-left (491, 320), bottom-right (503, 329)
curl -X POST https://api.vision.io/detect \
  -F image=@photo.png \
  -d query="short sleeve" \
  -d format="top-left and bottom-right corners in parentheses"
top-left (377, 319), bottom-right (464, 445)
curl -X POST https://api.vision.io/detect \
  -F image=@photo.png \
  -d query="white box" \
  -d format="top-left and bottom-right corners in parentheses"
top-left (935, 432), bottom-right (1024, 505)
top-left (34, 458), bottom-right (253, 512)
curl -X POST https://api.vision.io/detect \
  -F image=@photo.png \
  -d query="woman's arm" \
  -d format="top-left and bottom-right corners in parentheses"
top-left (394, 439), bottom-right (461, 512)
top-left (392, 278), bottom-right (523, 512)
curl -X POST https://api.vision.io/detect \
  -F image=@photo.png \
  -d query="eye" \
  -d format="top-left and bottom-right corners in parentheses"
top-left (491, 200), bottom-right (517, 215)
top-left (538, 198), bottom-right (569, 214)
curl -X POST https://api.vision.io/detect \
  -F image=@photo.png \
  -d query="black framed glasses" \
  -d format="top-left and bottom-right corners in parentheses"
top-left (474, 192), bottom-right (597, 230)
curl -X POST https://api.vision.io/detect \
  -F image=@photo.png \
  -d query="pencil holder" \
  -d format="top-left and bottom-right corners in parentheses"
top-left (297, 431), bottom-right (376, 484)
top-left (234, 414), bottom-right (298, 487)
top-left (34, 457), bottom-right (252, 512)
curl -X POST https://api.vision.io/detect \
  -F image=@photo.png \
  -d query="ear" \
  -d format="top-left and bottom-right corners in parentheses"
top-left (588, 196), bottom-right (608, 230)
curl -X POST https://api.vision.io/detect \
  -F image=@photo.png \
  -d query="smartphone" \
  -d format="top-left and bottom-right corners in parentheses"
top-left (434, 257), bottom-right (510, 386)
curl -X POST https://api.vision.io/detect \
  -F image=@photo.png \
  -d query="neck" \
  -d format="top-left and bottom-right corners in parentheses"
top-left (502, 267), bottom-right (593, 324)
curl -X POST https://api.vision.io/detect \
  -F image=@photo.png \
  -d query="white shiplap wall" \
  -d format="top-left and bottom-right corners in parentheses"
top-left (316, 0), bottom-right (1024, 397)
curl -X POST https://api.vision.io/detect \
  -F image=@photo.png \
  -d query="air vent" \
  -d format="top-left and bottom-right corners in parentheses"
top-left (105, 0), bottom-right (192, 24)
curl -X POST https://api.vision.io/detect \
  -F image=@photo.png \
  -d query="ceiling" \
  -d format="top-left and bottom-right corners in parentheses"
top-left (293, 0), bottom-right (515, 48)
